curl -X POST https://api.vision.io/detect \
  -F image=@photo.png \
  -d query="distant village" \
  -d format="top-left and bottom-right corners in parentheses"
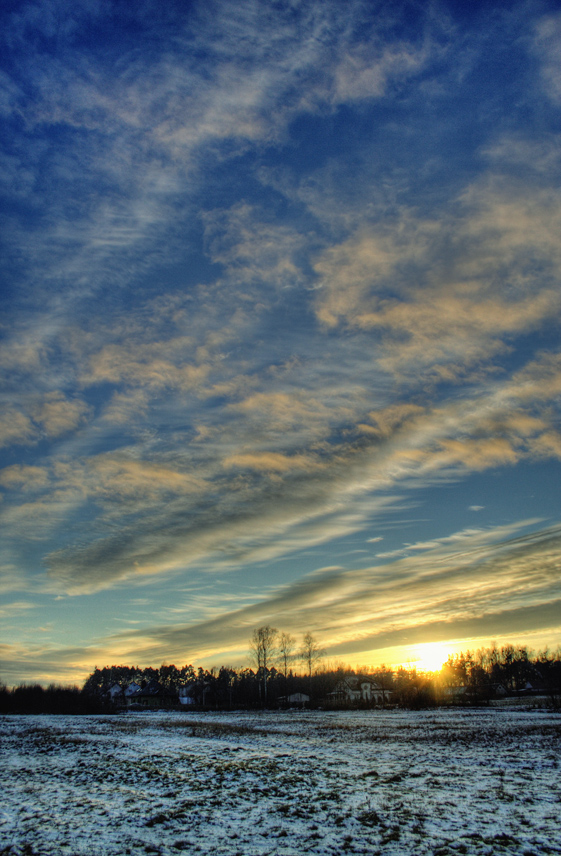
top-left (88, 666), bottom-right (392, 710)
top-left (2, 636), bottom-right (560, 714)
top-left (81, 642), bottom-right (561, 712)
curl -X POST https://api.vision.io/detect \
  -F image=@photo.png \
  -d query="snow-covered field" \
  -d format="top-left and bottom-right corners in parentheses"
top-left (1, 708), bottom-right (560, 855)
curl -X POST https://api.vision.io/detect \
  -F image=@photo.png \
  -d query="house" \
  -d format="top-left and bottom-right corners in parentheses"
top-left (105, 682), bottom-right (124, 702)
top-left (287, 693), bottom-right (309, 705)
top-left (124, 682), bottom-right (142, 699)
top-left (131, 679), bottom-right (178, 709)
top-left (441, 685), bottom-right (468, 701)
top-left (178, 684), bottom-right (198, 705)
top-left (328, 677), bottom-right (390, 706)
top-left (278, 692), bottom-right (310, 707)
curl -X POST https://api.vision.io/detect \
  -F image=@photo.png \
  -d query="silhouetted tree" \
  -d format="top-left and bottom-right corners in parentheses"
top-left (278, 632), bottom-right (296, 682)
top-left (250, 625), bottom-right (278, 704)
top-left (299, 632), bottom-right (325, 694)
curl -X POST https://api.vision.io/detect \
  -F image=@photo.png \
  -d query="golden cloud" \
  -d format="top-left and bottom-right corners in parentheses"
top-left (0, 465), bottom-right (50, 492)
top-left (223, 451), bottom-right (319, 473)
top-left (0, 409), bottom-right (36, 449)
top-left (89, 457), bottom-right (207, 499)
top-left (32, 392), bottom-right (91, 438)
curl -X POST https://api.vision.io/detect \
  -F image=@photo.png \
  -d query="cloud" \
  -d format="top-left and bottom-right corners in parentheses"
top-left (0, 639), bottom-right (110, 687)
top-left (90, 456), bottom-right (207, 500)
top-left (223, 452), bottom-right (319, 474)
top-left (17, 344), bottom-right (557, 595)
top-left (0, 601), bottom-right (37, 620)
top-left (327, 599), bottom-right (561, 660)
top-left (228, 391), bottom-right (341, 442)
top-left (42, 519), bottom-right (560, 669)
top-left (332, 41), bottom-right (430, 103)
top-left (81, 341), bottom-right (209, 392)
top-left (482, 133), bottom-right (561, 175)
top-left (312, 176), bottom-right (561, 382)
top-left (507, 351), bottom-right (561, 403)
top-left (0, 409), bottom-right (36, 449)
top-left (365, 405), bottom-right (426, 439)
top-left (202, 204), bottom-right (307, 292)
top-left (533, 13), bottom-right (561, 104)
top-left (433, 437), bottom-right (520, 471)
top-left (100, 389), bottom-right (151, 426)
top-left (0, 465), bottom-right (50, 492)
top-left (529, 431), bottom-right (561, 461)
top-left (0, 0), bottom-right (434, 331)
top-left (31, 392), bottom-right (91, 438)
top-left (0, 494), bottom-right (85, 541)
top-left (0, 563), bottom-right (29, 595)
top-left (0, 393), bottom-right (91, 450)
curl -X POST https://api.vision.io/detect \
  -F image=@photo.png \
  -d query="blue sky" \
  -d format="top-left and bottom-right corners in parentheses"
top-left (1, 0), bottom-right (560, 685)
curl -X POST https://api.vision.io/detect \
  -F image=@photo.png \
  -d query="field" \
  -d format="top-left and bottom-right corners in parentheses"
top-left (1, 708), bottom-right (560, 856)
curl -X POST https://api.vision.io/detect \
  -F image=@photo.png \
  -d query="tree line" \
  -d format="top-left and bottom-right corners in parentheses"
top-left (440, 643), bottom-right (561, 702)
top-left (1, 635), bottom-right (559, 714)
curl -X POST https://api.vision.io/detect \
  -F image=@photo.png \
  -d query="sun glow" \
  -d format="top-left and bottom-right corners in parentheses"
top-left (410, 642), bottom-right (451, 673)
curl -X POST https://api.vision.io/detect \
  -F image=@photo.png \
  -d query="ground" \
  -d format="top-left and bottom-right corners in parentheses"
top-left (1, 708), bottom-right (560, 855)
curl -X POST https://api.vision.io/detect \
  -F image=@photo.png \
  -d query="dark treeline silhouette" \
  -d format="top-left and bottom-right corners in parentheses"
top-left (1, 642), bottom-right (560, 714)
top-left (440, 644), bottom-right (561, 705)
top-left (0, 683), bottom-right (107, 715)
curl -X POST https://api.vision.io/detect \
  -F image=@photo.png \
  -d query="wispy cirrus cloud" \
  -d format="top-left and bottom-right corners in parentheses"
top-left (312, 175), bottom-right (561, 382)
top-left (27, 519), bottom-right (560, 671)
top-left (6, 351), bottom-right (551, 594)
top-left (0, 465), bottom-right (50, 491)
top-left (0, 600), bottom-right (37, 620)
top-left (533, 13), bottom-right (561, 103)
top-left (1, 0), bottom-right (436, 312)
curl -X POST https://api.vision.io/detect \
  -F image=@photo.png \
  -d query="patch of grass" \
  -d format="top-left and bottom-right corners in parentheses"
top-left (484, 833), bottom-right (520, 846)
top-left (385, 773), bottom-right (403, 783)
top-left (160, 719), bottom-right (260, 738)
top-left (1, 847), bottom-right (36, 856)
top-left (382, 828), bottom-right (401, 844)
top-left (145, 813), bottom-right (168, 827)
top-left (357, 809), bottom-right (382, 826)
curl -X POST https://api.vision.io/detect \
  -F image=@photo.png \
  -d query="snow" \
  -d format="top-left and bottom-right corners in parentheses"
top-left (1, 708), bottom-right (560, 855)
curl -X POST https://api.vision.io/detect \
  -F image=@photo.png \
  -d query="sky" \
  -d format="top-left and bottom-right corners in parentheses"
top-left (1, 0), bottom-right (560, 687)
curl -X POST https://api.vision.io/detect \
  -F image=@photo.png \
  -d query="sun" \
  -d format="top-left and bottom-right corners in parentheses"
top-left (411, 642), bottom-right (451, 673)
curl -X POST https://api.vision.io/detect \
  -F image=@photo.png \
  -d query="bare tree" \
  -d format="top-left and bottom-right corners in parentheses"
top-left (299, 632), bottom-right (326, 691)
top-left (249, 625), bottom-right (278, 703)
top-left (278, 632), bottom-right (296, 681)
top-left (372, 665), bottom-right (393, 707)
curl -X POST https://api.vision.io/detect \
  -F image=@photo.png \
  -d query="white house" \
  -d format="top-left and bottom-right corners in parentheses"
top-left (288, 692), bottom-right (309, 704)
top-left (329, 677), bottom-right (390, 705)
